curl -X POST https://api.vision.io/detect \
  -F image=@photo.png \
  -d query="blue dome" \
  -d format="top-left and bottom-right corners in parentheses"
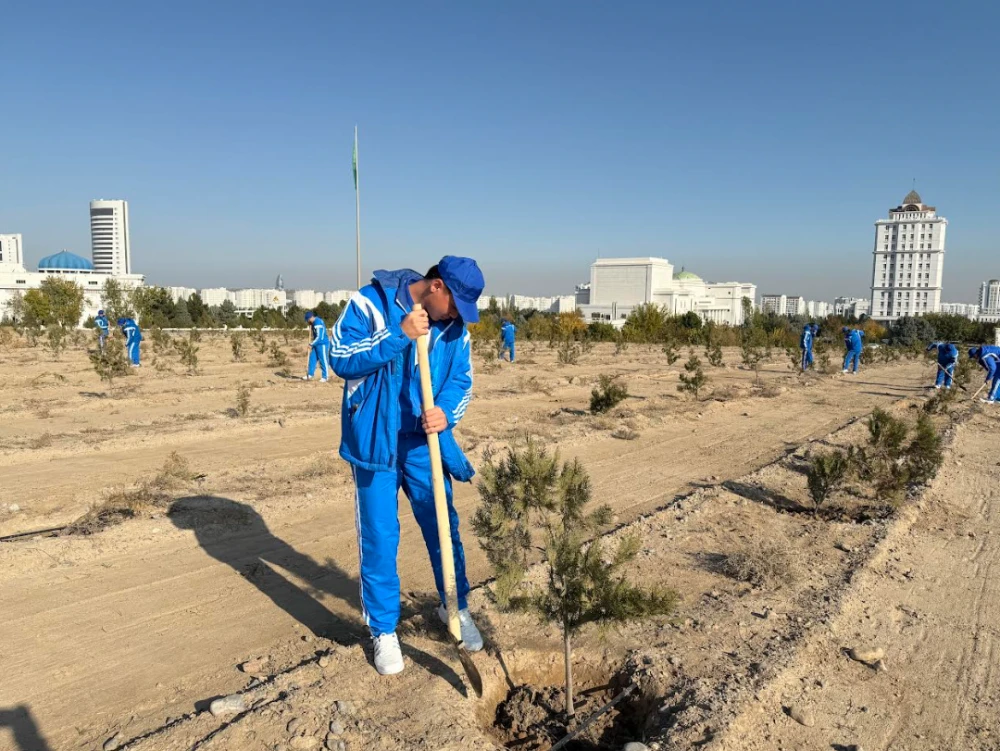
top-left (38, 251), bottom-right (95, 271)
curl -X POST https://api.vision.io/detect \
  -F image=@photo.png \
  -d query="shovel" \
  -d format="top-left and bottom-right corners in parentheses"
top-left (934, 362), bottom-right (966, 392)
top-left (413, 304), bottom-right (483, 697)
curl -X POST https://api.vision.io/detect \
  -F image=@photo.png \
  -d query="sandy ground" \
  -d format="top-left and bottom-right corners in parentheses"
top-left (0, 334), bottom-right (992, 751)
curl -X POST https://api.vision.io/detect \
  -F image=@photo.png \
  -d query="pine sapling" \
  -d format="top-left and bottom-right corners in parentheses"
top-left (677, 354), bottom-right (708, 400)
top-left (235, 382), bottom-right (253, 417)
top-left (231, 332), bottom-right (247, 362)
top-left (89, 336), bottom-right (132, 393)
top-left (662, 337), bottom-right (680, 365)
top-left (905, 413), bottom-right (943, 485)
top-left (472, 440), bottom-right (678, 720)
top-left (590, 374), bottom-right (628, 413)
top-left (174, 331), bottom-right (200, 374)
top-left (806, 451), bottom-right (849, 516)
top-left (268, 341), bottom-right (289, 368)
top-left (705, 341), bottom-right (724, 367)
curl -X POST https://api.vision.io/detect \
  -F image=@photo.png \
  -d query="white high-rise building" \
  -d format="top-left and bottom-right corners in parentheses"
top-left (0, 234), bottom-right (24, 270)
top-left (979, 280), bottom-right (1000, 314)
top-left (200, 288), bottom-right (235, 307)
top-left (760, 294), bottom-right (787, 315)
top-left (90, 199), bottom-right (131, 275)
top-left (871, 190), bottom-right (946, 321)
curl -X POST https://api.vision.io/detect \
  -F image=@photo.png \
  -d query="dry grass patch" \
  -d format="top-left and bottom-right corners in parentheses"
top-left (66, 453), bottom-right (197, 535)
top-left (719, 532), bottom-right (799, 588)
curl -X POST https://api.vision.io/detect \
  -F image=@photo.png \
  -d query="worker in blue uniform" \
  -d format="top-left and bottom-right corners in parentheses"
top-left (94, 309), bottom-right (110, 352)
top-left (330, 256), bottom-right (485, 675)
top-left (118, 316), bottom-right (142, 366)
top-left (303, 311), bottom-right (330, 382)
top-left (499, 320), bottom-right (517, 363)
top-left (927, 341), bottom-right (959, 389)
top-left (970, 346), bottom-right (1000, 403)
top-left (842, 326), bottom-right (864, 374)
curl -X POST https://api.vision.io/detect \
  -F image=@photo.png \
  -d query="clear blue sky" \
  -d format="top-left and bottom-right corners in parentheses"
top-left (2, 1), bottom-right (997, 302)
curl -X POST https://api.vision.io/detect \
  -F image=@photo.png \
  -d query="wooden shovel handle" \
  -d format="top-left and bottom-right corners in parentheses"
top-left (413, 305), bottom-right (462, 643)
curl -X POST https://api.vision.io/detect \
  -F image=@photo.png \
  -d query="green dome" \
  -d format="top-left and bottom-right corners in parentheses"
top-left (673, 270), bottom-right (702, 281)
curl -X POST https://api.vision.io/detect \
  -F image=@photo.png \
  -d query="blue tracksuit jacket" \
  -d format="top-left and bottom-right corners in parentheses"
top-left (95, 315), bottom-right (109, 335)
top-left (331, 270), bottom-right (474, 478)
top-left (978, 345), bottom-right (1000, 401)
top-left (307, 317), bottom-right (330, 379)
top-left (800, 326), bottom-right (813, 370)
top-left (120, 318), bottom-right (142, 365)
top-left (501, 322), bottom-right (516, 361)
top-left (929, 342), bottom-right (959, 387)
top-left (330, 270), bottom-right (476, 636)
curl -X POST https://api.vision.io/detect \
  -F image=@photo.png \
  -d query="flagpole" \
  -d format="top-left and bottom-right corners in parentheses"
top-left (354, 126), bottom-right (361, 290)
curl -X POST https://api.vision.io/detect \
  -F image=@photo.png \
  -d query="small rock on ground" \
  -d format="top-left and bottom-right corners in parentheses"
top-left (290, 736), bottom-right (320, 750)
top-left (788, 705), bottom-right (815, 727)
top-left (623, 744), bottom-right (650, 751)
top-left (102, 733), bottom-right (122, 751)
top-left (209, 694), bottom-right (246, 717)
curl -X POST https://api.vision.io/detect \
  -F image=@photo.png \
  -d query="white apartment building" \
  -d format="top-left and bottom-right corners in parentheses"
top-left (807, 301), bottom-right (833, 317)
top-left (233, 288), bottom-right (286, 314)
top-left (939, 302), bottom-right (980, 318)
top-left (0, 234), bottom-right (24, 270)
top-left (90, 200), bottom-right (131, 275)
top-left (979, 280), bottom-right (1000, 315)
top-left (871, 190), bottom-right (946, 321)
top-left (167, 286), bottom-right (197, 303)
top-left (760, 295), bottom-right (787, 315)
top-left (577, 257), bottom-right (755, 327)
top-left (324, 290), bottom-right (353, 305)
top-left (785, 296), bottom-right (806, 316)
top-left (292, 289), bottom-right (322, 309)
top-left (200, 288), bottom-right (235, 307)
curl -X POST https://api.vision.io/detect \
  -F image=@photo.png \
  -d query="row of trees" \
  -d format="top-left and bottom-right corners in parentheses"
top-left (1, 278), bottom-right (348, 342)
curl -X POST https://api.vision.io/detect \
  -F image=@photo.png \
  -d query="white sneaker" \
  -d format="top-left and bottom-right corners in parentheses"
top-left (320, 378), bottom-right (328, 383)
top-left (437, 605), bottom-right (484, 652)
top-left (934, 385), bottom-right (941, 390)
top-left (842, 369), bottom-right (849, 374)
top-left (302, 375), bottom-right (312, 381)
top-left (372, 633), bottom-right (404, 675)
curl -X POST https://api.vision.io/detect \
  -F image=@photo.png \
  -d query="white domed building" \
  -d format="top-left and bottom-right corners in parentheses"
top-left (0, 237), bottom-right (144, 324)
top-left (577, 257), bottom-right (756, 327)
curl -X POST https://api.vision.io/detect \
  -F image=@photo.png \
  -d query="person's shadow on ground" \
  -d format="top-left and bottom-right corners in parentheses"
top-left (168, 495), bottom-right (465, 692)
top-left (0, 706), bottom-right (52, 751)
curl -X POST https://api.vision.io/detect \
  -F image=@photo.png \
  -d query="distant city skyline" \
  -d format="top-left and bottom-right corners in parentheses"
top-left (2, 2), bottom-right (997, 303)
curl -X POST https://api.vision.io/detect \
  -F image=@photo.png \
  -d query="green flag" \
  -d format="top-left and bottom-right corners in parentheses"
top-left (352, 129), bottom-right (358, 191)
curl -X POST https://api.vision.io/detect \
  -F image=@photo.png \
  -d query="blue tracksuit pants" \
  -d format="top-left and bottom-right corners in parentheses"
top-left (801, 347), bottom-right (813, 371)
top-left (352, 432), bottom-right (471, 637)
top-left (843, 348), bottom-right (861, 373)
top-left (500, 341), bottom-right (515, 362)
top-left (988, 372), bottom-right (1000, 402)
top-left (127, 340), bottom-right (140, 365)
top-left (308, 343), bottom-right (329, 379)
top-left (935, 361), bottom-right (956, 388)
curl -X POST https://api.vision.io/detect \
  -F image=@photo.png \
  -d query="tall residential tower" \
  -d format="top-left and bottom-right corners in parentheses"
top-left (90, 199), bottom-right (131, 275)
top-left (871, 190), bottom-right (946, 321)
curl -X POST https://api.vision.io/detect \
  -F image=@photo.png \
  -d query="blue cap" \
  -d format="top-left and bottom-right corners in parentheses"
top-left (437, 256), bottom-right (485, 324)
top-left (969, 347), bottom-right (980, 360)
top-left (98, 309), bottom-right (104, 316)
top-left (304, 311), bottom-right (315, 321)
top-left (842, 326), bottom-right (850, 333)
top-left (117, 317), bottom-right (126, 325)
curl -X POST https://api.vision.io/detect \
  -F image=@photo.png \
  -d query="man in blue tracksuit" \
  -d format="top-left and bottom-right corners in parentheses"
top-left (118, 316), bottom-right (142, 366)
top-left (970, 346), bottom-right (1000, 404)
top-left (927, 341), bottom-right (959, 389)
top-left (303, 311), bottom-right (330, 382)
top-left (331, 256), bottom-right (484, 676)
top-left (94, 309), bottom-right (110, 352)
top-left (799, 323), bottom-right (814, 371)
top-left (842, 326), bottom-right (864, 374)
top-left (499, 320), bottom-right (516, 363)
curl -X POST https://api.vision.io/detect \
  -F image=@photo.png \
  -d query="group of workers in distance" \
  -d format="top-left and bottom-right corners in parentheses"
top-left (92, 309), bottom-right (143, 367)
top-left (795, 320), bottom-right (998, 403)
